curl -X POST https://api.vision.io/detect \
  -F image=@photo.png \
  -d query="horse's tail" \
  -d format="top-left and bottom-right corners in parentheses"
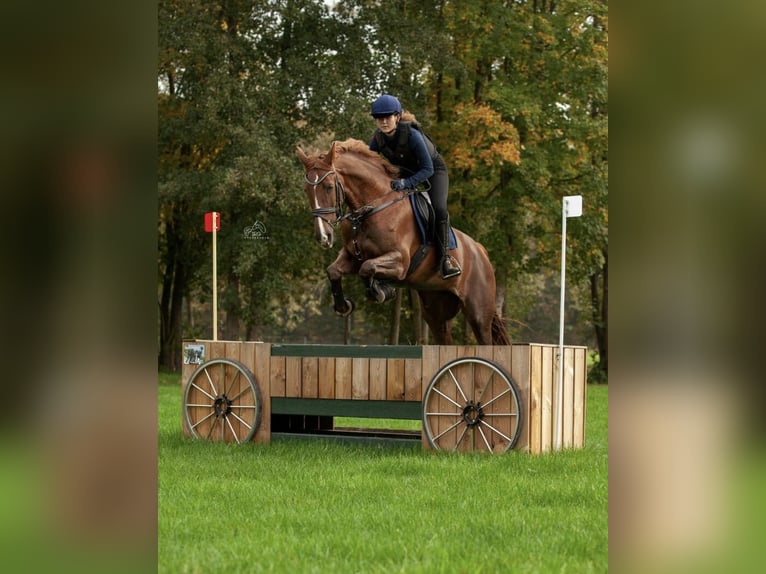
top-left (491, 313), bottom-right (512, 346)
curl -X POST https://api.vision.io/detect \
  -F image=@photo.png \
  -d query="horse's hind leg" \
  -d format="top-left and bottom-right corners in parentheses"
top-left (418, 291), bottom-right (460, 345)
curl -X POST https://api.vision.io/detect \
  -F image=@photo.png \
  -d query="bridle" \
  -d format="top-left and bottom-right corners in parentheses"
top-left (303, 160), bottom-right (422, 259)
top-left (305, 167), bottom-right (346, 227)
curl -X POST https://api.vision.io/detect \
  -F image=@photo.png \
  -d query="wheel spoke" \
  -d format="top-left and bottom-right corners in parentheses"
top-left (224, 416), bottom-right (240, 444)
top-left (483, 412), bottom-right (517, 417)
top-left (432, 386), bottom-right (463, 410)
top-left (432, 418), bottom-right (463, 443)
top-left (424, 411), bottom-right (462, 417)
top-left (186, 403), bottom-right (215, 408)
top-left (229, 411), bottom-right (253, 429)
top-left (451, 424), bottom-right (470, 453)
top-left (229, 405), bottom-right (257, 409)
top-left (482, 386), bottom-right (511, 409)
top-left (190, 410), bottom-right (216, 430)
top-left (203, 367), bottom-right (219, 396)
top-left (224, 369), bottom-right (242, 398)
top-left (476, 423), bottom-right (493, 452)
top-left (476, 369), bottom-right (496, 405)
top-left (205, 415), bottom-right (219, 440)
top-left (479, 419), bottom-right (513, 444)
top-left (447, 369), bottom-right (469, 403)
top-left (229, 386), bottom-right (253, 403)
top-left (190, 382), bottom-right (216, 402)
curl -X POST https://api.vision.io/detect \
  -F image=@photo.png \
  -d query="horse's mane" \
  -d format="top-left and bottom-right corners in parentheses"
top-left (335, 138), bottom-right (400, 178)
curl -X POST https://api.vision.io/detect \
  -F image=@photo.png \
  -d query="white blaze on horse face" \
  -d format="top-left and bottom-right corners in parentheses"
top-left (310, 175), bottom-right (333, 248)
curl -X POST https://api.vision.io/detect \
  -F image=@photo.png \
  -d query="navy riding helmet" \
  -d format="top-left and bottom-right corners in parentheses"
top-left (371, 94), bottom-right (402, 118)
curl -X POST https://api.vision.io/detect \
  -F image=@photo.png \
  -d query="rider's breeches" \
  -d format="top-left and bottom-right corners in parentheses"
top-left (429, 160), bottom-right (450, 223)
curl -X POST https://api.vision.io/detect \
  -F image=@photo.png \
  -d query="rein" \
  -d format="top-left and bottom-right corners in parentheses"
top-left (305, 167), bottom-right (417, 229)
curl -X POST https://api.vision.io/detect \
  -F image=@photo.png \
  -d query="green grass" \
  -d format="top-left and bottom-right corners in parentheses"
top-left (159, 374), bottom-right (608, 573)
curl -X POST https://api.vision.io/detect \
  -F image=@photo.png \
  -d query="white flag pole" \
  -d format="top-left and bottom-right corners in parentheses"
top-left (556, 196), bottom-right (582, 450)
top-left (212, 212), bottom-right (218, 342)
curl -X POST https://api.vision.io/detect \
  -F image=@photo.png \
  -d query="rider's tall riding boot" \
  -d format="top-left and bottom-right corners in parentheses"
top-left (436, 218), bottom-right (461, 279)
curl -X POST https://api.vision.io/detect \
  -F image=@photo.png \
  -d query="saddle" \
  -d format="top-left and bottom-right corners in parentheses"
top-left (406, 192), bottom-right (457, 277)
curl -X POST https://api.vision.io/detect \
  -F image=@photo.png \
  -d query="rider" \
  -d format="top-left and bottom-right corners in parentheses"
top-left (368, 94), bottom-right (461, 279)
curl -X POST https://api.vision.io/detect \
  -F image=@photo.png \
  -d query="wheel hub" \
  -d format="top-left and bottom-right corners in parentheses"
top-left (213, 396), bottom-right (232, 417)
top-left (461, 401), bottom-right (484, 426)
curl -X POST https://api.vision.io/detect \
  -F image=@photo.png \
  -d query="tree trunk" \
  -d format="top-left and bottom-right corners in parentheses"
top-left (223, 273), bottom-right (241, 340)
top-left (589, 249), bottom-right (608, 380)
top-left (388, 289), bottom-right (403, 344)
top-left (158, 254), bottom-right (185, 372)
top-left (411, 289), bottom-right (426, 344)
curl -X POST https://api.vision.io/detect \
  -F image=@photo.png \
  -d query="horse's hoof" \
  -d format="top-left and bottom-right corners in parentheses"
top-left (335, 297), bottom-right (355, 317)
top-left (366, 281), bottom-right (395, 303)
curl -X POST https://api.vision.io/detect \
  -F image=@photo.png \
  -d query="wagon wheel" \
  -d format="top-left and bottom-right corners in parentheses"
top-left (423, 358), bottom-right (523, 454)
top-left (183, 359), bottom-right (262, 443)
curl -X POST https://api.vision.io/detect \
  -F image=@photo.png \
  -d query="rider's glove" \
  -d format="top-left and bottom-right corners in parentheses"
top-left (390, 179), bottom-right (408, 191)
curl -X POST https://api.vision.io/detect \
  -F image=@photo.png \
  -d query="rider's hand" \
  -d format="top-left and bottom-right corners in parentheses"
top-left (391, 179), bottom-right (408, 191)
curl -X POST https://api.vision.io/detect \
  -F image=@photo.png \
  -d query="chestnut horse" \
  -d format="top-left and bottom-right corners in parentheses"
top-left (296, 138), bottom-right (510, 345)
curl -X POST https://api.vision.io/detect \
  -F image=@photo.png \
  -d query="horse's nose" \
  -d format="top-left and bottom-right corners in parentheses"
top-left (315, 220), bottom-right (333, 248)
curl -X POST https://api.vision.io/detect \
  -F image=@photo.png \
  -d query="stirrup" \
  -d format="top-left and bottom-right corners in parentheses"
top-left (440, 257), bottom-right (462, 279)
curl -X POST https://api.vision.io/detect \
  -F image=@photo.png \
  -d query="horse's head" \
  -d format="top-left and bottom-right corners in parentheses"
top-left (296, 143), bottom-right (342, 248)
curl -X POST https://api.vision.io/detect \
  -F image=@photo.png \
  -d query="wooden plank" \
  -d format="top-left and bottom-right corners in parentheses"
top-left (455, 346), bottom-right (476, 452)
top-left (386, 358), bottom-right (405, 401)
top-left (252, 343), bottom-right (271, 444)
top-left (302, 357), bottom-right (319, 399)
top-left (335, 357), bottom-right (352, 399)
top-left (510, 345), bottom-right (531, 453)
top-left (529, 345), bottom-right (542, 455)
top-left (420, 346), bottom-right (440, 450)
top-left (352, 358), bottom-right (370, 400)
top-left (271, 344), bottom-right (422, 358)
top-left (368, 358), bottom-right (387, 401)
top-left (489, 344), bottom-right (515, 453)
top-left (573, 347), bottom-right (586, 448)
top-left (285, 357), bottom-right (302, 398)
top-left (317, 357), bottom-right (335, 399)
top-left (434, 346), bottom-right (459, 451)
top-left (563, 347), bottom-right (575, 448)
top-left (270, 355), bottom-right (286, 398)
top-left (224, 341), bottom-right (241, 362)
top-left (491, 344), bottom-right (512, 375)
top-left (550, 345), bottom-right (561, 449)
top-left (541, 345), bottom-right (554, 452)
top-left (404, 358), bottom-right (421, 402)
top-left (209, 341), bottom-right (226, 363)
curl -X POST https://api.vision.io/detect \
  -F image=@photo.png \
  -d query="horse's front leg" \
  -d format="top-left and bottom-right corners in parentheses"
top-left (358, 251), bottom-right (406, 303)
top-left (327, 248), bottom-right (359, 316)
top-left (358, 251), bottom-right (406, 282)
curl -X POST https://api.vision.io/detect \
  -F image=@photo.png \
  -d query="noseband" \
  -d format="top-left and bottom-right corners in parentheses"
top-left (305, 168), bottom-right (346, 226)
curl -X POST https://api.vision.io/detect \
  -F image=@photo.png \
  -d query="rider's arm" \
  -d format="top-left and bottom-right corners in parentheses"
top-left (368, 133), bottom-right (380, 152)
top-left (403, 128), bottom-right (434, 188)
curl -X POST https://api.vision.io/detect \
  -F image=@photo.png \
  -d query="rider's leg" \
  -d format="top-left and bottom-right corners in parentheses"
top-left (429, 164), bottom-right (461, 279)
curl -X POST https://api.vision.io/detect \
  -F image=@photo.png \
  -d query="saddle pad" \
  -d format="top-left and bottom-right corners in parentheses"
top-left (409, 193), bottom-right (457, 250)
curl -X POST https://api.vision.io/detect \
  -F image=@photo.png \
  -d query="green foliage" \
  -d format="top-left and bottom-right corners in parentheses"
top-left (158, 0), bottom-right (608, 364)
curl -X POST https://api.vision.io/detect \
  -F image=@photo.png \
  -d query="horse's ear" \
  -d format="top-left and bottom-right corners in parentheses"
top-left (296, 145), bottom-right (311, 167)
top-left (327, 141), bottom-right (338, 163)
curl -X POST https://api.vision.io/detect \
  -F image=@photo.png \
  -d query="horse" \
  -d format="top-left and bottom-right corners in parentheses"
top-left (296, 138), bottom-right (510, 345)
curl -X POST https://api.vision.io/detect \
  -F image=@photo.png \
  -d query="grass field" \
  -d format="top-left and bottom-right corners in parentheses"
top-left (159, 372), bottom-right (608, 573)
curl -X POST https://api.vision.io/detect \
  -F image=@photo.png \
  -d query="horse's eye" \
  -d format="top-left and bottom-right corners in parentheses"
top-left (325, 184), bottom-right (334, 193)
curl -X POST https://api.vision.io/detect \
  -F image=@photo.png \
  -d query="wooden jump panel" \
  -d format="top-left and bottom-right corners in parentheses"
top-left (181, 341), bottom-right (587, 453)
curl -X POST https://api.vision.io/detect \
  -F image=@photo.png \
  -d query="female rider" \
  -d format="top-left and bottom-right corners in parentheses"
top-left (368, 94), bottom-right (461, 279)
